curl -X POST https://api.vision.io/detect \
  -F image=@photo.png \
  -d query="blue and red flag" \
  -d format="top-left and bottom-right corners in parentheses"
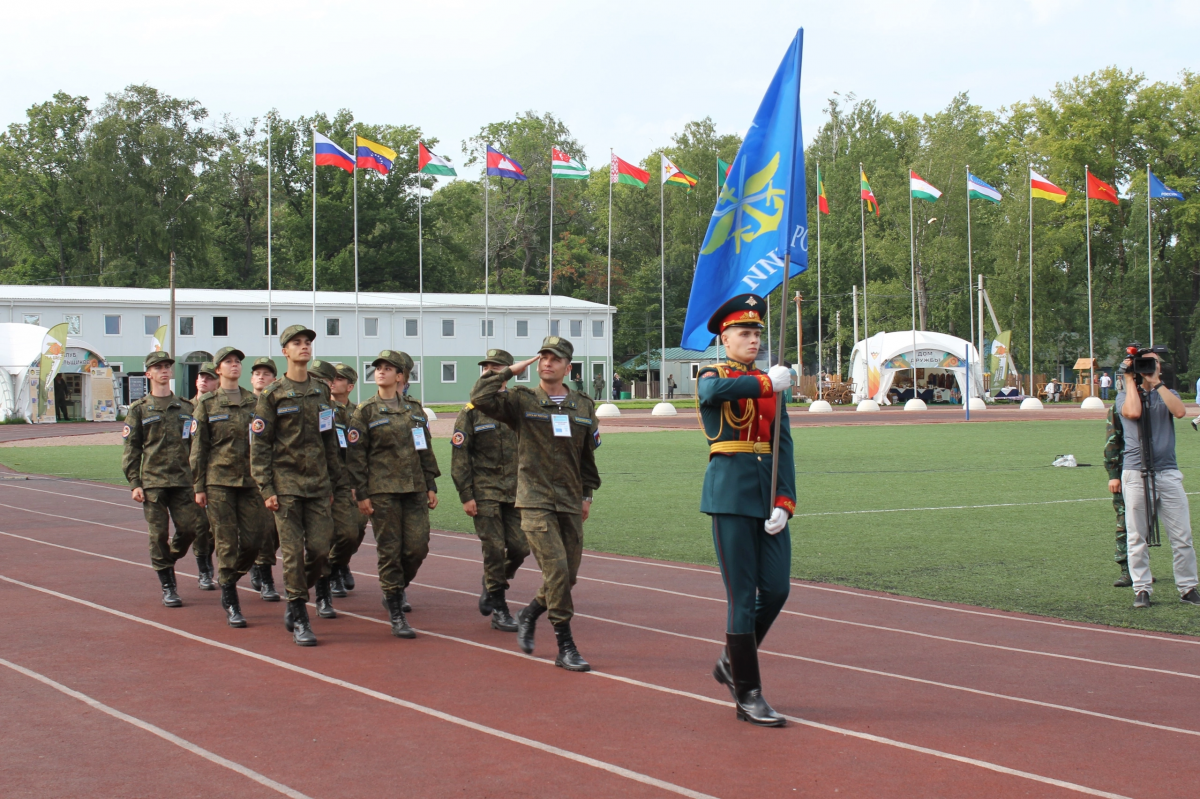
top-left (486, 146), bottom-right (526, 180)
top-left (356, 135), bottom-right (396, 176)
top-left (314, 131), bottom-right (354, 173)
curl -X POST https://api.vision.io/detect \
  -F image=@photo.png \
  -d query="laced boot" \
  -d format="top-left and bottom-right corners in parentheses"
top-left (552, 621), bottom-right (591, 672)
top-left (259, 566), bottom-right (280, 602)
top-left (478, 577), bottom-right (494, 616)
top-left (290, 599), bottom-right (316, 646)
top-left (1114, 562), bottom-right (1133, 588)
top-left (196, 554), bottom-right (216, 591)
top-left (400, 589), bottom-right (412, 613)
top-left (341, 564), bottom-right (356, 591)
top-left (157, 568), bottom-right (182, 608)
top-left (490, 589), bottom-right (518, 632)
top-left (330, 568), bottom-right (347, 598)
top-left (384, 591), bottom-right (416, 638)
top-left (516, 599), bottom-right (547, 654)
top-left (249, 564), bottom-right (262, 591)
top-left (315, 577), bottom-right (337, 619)
top-left (220, 581), bottom-right (246, 628)
top-left (726, 632), bottom-right (786, 727)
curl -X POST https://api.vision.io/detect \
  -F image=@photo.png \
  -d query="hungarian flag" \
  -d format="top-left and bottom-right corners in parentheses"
top-left (551, 147), bottom-right (588, 179)
top-left (717, 157), bottom-right (732, 187)
top-left (1030, 169), bottom-right (1067, 203)
top-left (662, 155), bottom-right (698, 190)
top-left (418, 142), bottom-right (456, 176)
top-left (1086, 171), bottom-right (1118, 204)
top-left (817, 166), bottom-right (829, 214)
top-left (910, 171), bottom-right (942, 202)
top-left (314, 131), bottom-right (354, 173)
top-left (486, 146), bottom-right (526, 180)
top-left (611, 153), bottom-right (649, 188)
top-left (860, 169), bottom-right (880, 216)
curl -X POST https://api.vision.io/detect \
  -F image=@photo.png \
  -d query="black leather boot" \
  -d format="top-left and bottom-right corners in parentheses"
top-left (315, 576), bottom-right (337, 619)
top-left (220, 582), bottom-right (246, 628)
top-left (516, 599), bottom-right (547, 654)
top-left (249, 564), bottom-right (262, 591)
top-left (157, 568), bottom-right (182, 607)
top-left (259, 566), bottom-right (280, 602)
top-left (400, 589), bottom-right (412, 613)
top-left (713, 628), bottom-right (766, 700)
top-left (341, 564), bottom-right (356, 591)
top-left (490, 589), bottom-right (518, 632)
top-left (290, 599), bottom-right (316, 646)
top-left (726, 632), bottom-right (786, 727)
top-left (553, 621), bottom-right (590, 672)
top-left (384, 591), bottom-right (416, 639)
top-left (478, 577), bottom-right (494, 616)
top-left (330, 568), bottom-right (347, 598)
top-left (196, 554), bottom-right (216, 590)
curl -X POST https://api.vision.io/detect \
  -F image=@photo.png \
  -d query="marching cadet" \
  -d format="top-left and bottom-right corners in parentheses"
top-left (190, 346), bottom-right (264, 627)
top-left (347, 350), bottom-right (440, 639)
top-left (307, 359), bottom-right (351, 616)
top-left (250, 326), bottom-right (346, 646)
top-left (452, 349), bottom-right (527, 632)
top-left (469, 336), bottom-right (600, 672)
top-left (191, 361), bottom-right (219, 590)
top-left (327, 362), bottom-right (368, 594)
top-left (698, 294), bottom-right (795, 727)
top-left (247, 356), bottom-right (281, 602)
top-left (122, 350), bottom-right (205, 607)
top-left (1105, 404), bottom-right (1132, 587)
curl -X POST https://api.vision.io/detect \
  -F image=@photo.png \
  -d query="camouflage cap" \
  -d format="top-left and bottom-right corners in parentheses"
top-left (372, 349), bottom-right (409, 373)
top-left (334, 362), bottom-right (358, 383)
top-left (250, 356), bottom-right (278, 376)
top-left (478, 348), bottom-right (514, 367)
top-left (309, 359), bottom-right (337, 382)
top-left (213, 346), bottom-right (245, 368)
top-left (198, 362), bottom-right (218, 379)
top-left (538, 335), bottom-right (573, 361)
top-left (280, 323), bottom-right (316, 348)
top-left (144, 350), bottom-right (175, 369)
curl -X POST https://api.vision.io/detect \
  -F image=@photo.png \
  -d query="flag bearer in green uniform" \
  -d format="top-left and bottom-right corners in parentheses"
top-left (698, 294), bottom-right (796, 727)
top-left (248, 356), bottom-right (281, 601)
top-left (327, 362), bottom-right (369, 596)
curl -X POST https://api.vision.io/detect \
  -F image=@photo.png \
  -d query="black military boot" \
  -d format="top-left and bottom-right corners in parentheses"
top-left (552, 621), bottom-right (591, 672)
top-left (1114, 562), bottom-right (1133, 588)
top-left (157, 568), bottom-right (182, 608)
top-left (220, 582), bottom-right (247, 628)
top-left (290, 599), bottom-right (316, 646)
top-left (196, 554), bottom-right (216, 591)
top-left (726, 632), bottom-right (786, 727)
top-left (478, 577), bottom-right (494, 616)
top-left (329, 568), bottom-right (347, 598)
top-left (516, 599), bottom-right (547, 654)
top-left (249, 564), bottom-right (262, 591)
top-left (400, 589), bottom-right (412, 613)
top-left (713, 628), bottom-right (766, 700)
top-left (259, 566), bottom-right (280, 602)
top-left (315, 576), bottom-right (337, 619)
top-left (341, 564), bottom-right (356, 590)
top-left (490, 590), bottom-right (518, 632)
top-left (383, 591), bottom-right (416, 639)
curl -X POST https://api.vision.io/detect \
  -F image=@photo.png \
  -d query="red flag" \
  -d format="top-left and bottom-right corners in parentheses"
top-left (1086, 172), bottom-right (1119, 205)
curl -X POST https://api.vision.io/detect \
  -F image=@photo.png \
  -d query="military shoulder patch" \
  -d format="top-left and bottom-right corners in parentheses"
top-left (524, 411), bottom-right (549, 421)
top-left (473, 423), bottom-right (496, 432)
top-left (451, 430), bottom-right (466, 447)
top-left (209, 413), bottom-right (230, 422)
top-left (250, 417), bottom-right (266, 435)
top-left (593, 429), bottom-right (602, 448)
top-left (369, 418), bottom-right (390, 429)
top-left (347, 428), bottom-right (360, 444)
top-left (464, 402), bottom-right (475, 410)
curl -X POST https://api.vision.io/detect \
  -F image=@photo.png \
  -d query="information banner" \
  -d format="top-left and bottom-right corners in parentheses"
top-left (91, 367), bottom-right (116, 421)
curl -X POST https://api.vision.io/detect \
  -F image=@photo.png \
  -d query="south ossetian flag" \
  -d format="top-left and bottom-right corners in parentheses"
top-left (909, 171), bottom-right (941, 202)
top-left (1030, 169), bottom-right (1067, 203)
top-left (968, 173), bottom-right (1002, 204)
top-left (315, 132), bottom-right (354, 173)
top-left (551, 147), bottom-right (589, 179)
top-left (418, 142), bottom-right (457, 176)
top-left (486, 146), bottom-right (526, 180)
top-left (356, 136), bottom-right (396, 175)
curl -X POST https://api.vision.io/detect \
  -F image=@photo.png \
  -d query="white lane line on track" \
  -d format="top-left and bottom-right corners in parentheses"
top-left (0, 573), bottom-right (1132, 799)
top-left (6, 526), bottom-right (1200, 747)
top-left (0, 575), bottom-right (717, 799)
top-left (0, 657), bottom-right (313, 799)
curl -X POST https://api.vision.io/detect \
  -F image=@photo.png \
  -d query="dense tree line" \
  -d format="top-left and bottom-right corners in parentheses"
top-left (2, 70), bottom-right (1197, 380)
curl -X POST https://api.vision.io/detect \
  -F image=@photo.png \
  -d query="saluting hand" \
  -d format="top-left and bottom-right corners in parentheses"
top-left (509, 356), bottom-right (539, 377)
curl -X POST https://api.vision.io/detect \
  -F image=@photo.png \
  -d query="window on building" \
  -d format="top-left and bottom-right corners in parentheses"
top-left (550, 320), bottom-right (560, 337)
top-left (144, 315), bottom-right (160, 336)
top-left (23, 314), bottom-right (40, 326)
top-left (326, 317), bottom-right (340, 336)
top-left (516, 319), bottom-right (529, 338)
top-left (515, 367), bottom-right (531, 383)
top-left (441, 319), bottom-right (455, 338)
top-left (480, 318), bottom-right (494, 337)
top-left (364, 364), bottom-right (376, 383)
top-left (593, 319), bottom-right (604, 338)
top-left (264, 317), bottom-right (279, 336)
top-left (690, 363), bottom-right (700, 379)
top-left (178, 316), bottom-right (194, 336)
top-left (64, 314), bottom-right (82, 335)
top-left (405, 318), bottom-right (419, 337)
top-left (364, 317), bottom-right (379, 337)
top-left (213, 316), bottom-right (229, 337)
top-left (441, 361), bottom-right (457, 383)
top-left (104, 315), bottom-right (121, 335)
top-left (409, 362), bottom-right (421, 383)
top-left (570, 319), bottom-right (583, 338)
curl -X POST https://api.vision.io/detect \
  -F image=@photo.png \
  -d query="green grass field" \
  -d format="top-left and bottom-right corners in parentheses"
top-left (4, 418), bottom-right (1199, 637)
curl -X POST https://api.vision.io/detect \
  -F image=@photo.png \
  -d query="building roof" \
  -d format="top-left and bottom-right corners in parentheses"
top-left (1, 285), bottom-right (613, 312)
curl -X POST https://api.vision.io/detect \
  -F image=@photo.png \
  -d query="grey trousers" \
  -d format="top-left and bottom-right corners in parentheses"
top-left (1122, 469), bottom-right (1199, 596)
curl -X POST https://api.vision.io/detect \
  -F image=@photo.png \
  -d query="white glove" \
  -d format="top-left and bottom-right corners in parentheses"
top-left (764, 507), bottom-right (789, 535)
top-left (768, 365), bottom-right (793, 392)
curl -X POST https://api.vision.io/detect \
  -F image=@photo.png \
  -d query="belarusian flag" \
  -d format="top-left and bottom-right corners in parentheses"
top-left (861, 169), bottom-right (880, 216)
top-left (551, 147), bottom-right (588, 180)
top-left (662, 154), bottom-right (697, 191)
top-left (717, 157), bottom-right (732, 187)
top-left (611, 153), bottom-right (649, 188)
top-left (910, 171), bottom-right (942, 202)
top-left (418, 142), bottom-right (456, 176)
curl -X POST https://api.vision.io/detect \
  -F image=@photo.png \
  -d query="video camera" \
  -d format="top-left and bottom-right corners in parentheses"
top-left (1123, 343), bottom-right (1169, 384)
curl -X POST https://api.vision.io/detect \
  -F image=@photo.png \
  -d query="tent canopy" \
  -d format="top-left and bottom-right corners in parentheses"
top-left (849, 330), bottom-right (984, 405)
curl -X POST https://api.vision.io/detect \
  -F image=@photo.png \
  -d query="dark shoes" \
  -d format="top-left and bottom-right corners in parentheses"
top-left (400, 589), bottom-right (412, 613)
top-left (383, 591), bottom-right (416, 638)
top-left (330, 569), bottom-right (347, 598)
top-left (725, 632), bottom-right (786, 727)
top-left (220, 582), bottom-right (247, 628)
top-left (258, 566), bottom-right (280, 602)
top-left (315, 577), bottom-right (337, 619)
top-left (341, 564), bottom-right (356, 591)
top-left (1134, 591), bottom-right (1151, 609)
top-left (249, 564), bottom-right (262, 591)
top-left (196, 554), bottom-right (216, 591)
top-left (288, 599), bottom-right (316, 646)
top-left (1181, 588), bottom-right (1200, 605)
top-left (157, 568), bottom-right (182, 607)
top-left (1114, 564), bottom-right (1133, 588)
top-left (478, 580), bottom-right (494, 616)
top-left (490, 590), bottom-right (518, 632)
top-left (516, 600), bottom-right (547, 654)
top-left (552, 622), bottom-right (590, 672)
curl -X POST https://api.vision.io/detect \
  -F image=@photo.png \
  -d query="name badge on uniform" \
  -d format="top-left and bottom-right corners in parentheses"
top-left (319, 408), bottom-right (334, 432)
top-left (181, 416), bottom-right (193, 440)
top-left (336, 428), bottom-right (347, 448)
top-left (551, 414), bottom-right (571, 437)
top-left (412, 427), bottom-right (428, 450)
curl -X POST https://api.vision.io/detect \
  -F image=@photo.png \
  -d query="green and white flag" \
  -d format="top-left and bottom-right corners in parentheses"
top-left (909, 170), bottom-right (941, 202)
top-left (418, 142), bottom-right (456, 176)
top-left (551, 147), bottom-right (588, 179)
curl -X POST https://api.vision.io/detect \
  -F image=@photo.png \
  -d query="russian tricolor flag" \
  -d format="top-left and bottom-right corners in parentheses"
top-left (314, 131), bottom-right (354, 173)
top-left (486, 146), bottom-right (526, 180)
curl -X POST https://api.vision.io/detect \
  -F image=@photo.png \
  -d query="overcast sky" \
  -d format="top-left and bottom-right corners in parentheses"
top-left (3, 0), bottom-right (1196, 180)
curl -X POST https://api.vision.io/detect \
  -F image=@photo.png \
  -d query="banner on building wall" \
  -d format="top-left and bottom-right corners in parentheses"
top-left (91, 367), bottom-right (116, 421)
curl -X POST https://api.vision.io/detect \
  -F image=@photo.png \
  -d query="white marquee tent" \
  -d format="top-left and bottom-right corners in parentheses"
top-left (0, 322), bottom-right (109, 421)
top-left (849, 330), bottom-right (985, 405)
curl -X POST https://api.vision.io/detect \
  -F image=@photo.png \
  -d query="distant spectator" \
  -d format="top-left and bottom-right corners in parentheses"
top-left (1046, 378), bottom-right (1060, 402)
top-left (667, 375), bottom-right (677, 399)
top-left (53, 374), bottom-right (69, 421)
top-left (593, 372), bottom-right (605, 401)
top-left (1100, 371), bottom-right (1113, 401)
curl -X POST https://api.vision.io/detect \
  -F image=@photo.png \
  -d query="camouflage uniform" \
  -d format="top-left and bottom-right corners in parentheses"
top-left (1105, 404), bottom-right (1129, 576)
top-left (191, 363), bottom-right (219, 563)
top-left (250, 357), bottom-right (281, 575)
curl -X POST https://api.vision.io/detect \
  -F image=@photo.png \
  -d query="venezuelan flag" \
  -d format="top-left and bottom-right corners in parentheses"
top-left (356, 136), bottom-right (396, 176)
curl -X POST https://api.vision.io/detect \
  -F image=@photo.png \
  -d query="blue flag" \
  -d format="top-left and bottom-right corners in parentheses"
top-left (1149, 170), bottom-right (1184, 201)
top-left (679, 30), bottom-right (808, 351)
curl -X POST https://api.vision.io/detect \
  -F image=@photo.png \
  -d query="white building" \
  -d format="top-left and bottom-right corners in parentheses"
top-left (2, 286), bottom-right (614, 405)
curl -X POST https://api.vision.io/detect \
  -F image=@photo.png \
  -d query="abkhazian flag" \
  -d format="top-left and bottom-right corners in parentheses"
top-left (1086, 172), bottom-right (1119, 205)
top-left (662, 155), bottom-right (698, 190)
top-left (910, 171), bottom-right (942, 202)
top-left (860, 170), bottom-right (879, 216)
top-left (1030, 169), bottom-right (1067, 203)
top-left (717, 157), bottom-right (732, 187)
top-left (611, 154), bottom-right (649, 188)
top-left (968, 173), bottom-right (1002, 204)
top-left (817, 166), bottom-right (829, 214)
top-left (418, 142), bottom-right (457, 176)
top-left (551, 147), bottom-right (588, 179)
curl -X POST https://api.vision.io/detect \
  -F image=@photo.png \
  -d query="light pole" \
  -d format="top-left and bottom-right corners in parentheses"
top-left (166, 193), bottom-right (195, 358)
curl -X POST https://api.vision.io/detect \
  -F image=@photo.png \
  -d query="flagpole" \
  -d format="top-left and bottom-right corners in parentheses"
top-left (660, 156), bottom-right (666, 404)
top-left (1085, 165), bottom-right (1095, 398)
top-left (352, 128), bottom-right (360, 405)
top-left (859, 162), bottom-right (870, 346)
top-left (484, 149), bottom-right (490, 350)
top-left (1148, 163), bottom-right (1154, 346)
top-left (909, 170), bottom-right (918, 403)
top-left (816, 161), bottom-right (823, 399)
top-left (267, 115), bottom-right (272, 357)
top-left (716, 154), bottom-right (725, 363)
top-left (549, 166), bottom-right (554, 325)
top-left (312, 126), bottom-right (317, 337)
top-left (607, 149), bottom-right (613, 397)
top-left (418, 167), bottom-right (425, 407)
top-left (966, 165), bottom-right (975, 358)
top-left (1028, 165), bottom-right (1034, 397)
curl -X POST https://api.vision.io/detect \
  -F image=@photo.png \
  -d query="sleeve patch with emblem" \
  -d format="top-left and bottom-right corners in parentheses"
top-left (347, 428), bottom-right (360, 444)
top-left (251, 417), bottom-right (266, 434)
top-left (593, 429), bottom-right (602, 448)
top-left (452, 431), bottom-right (466, 447)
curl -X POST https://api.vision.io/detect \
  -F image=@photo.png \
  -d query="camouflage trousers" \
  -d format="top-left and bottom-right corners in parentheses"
top-left (1113, 490), bottom-right (1127, 564)
top-left (473, 500), bottom-right (528, 594)
top-left (273, 495), bottom-right (334, 602)
top-left (371, 492), bottom-right (430, 594)
top-left (255, 509), bottom-right (279, 567)
top-left (521, 509), bottom-right (583, 626)
top-left (206, 486), bottom-right (266, 586)
top-left (328, 488), bottom-right (368, 570)
top-left (193, 508), bottom-right (214, 558)
top-left (142, 487), bottom-right (205, 571)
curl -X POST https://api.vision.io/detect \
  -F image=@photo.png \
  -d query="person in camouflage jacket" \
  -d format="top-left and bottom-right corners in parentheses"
top-left (1105, 404), bottom-right (1131, 587)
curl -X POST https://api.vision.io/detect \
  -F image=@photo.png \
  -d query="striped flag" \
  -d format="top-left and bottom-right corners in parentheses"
top-left (611, 154), bottom-right (649, 188)
top-left (717, 157), bottom-right (732, 187)
top-left (662, 154), bottom-right (698, 191)
top-left (861, 169), bottom-right (880, 216)
top-left (314, 132), bottom-right (354, 173)
top-left (909, 171), bottom-right (941, 202)
top-left (418, 142), bottom-right (456, 176)
top-left (355, 136), bottom-right (396, 175)
top-left (551, 147), bottom-right (589, 180)
top-left (817, 166), bottom-right (829, 214)
top-left (968, 173), bottom-right (1002, 204)
top-left (1030, 169), bottom-right (1067, 203)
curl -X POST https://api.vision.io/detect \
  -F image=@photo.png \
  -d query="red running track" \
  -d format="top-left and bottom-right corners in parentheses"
top-left (1, 475), bottom-right (1198, 798)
